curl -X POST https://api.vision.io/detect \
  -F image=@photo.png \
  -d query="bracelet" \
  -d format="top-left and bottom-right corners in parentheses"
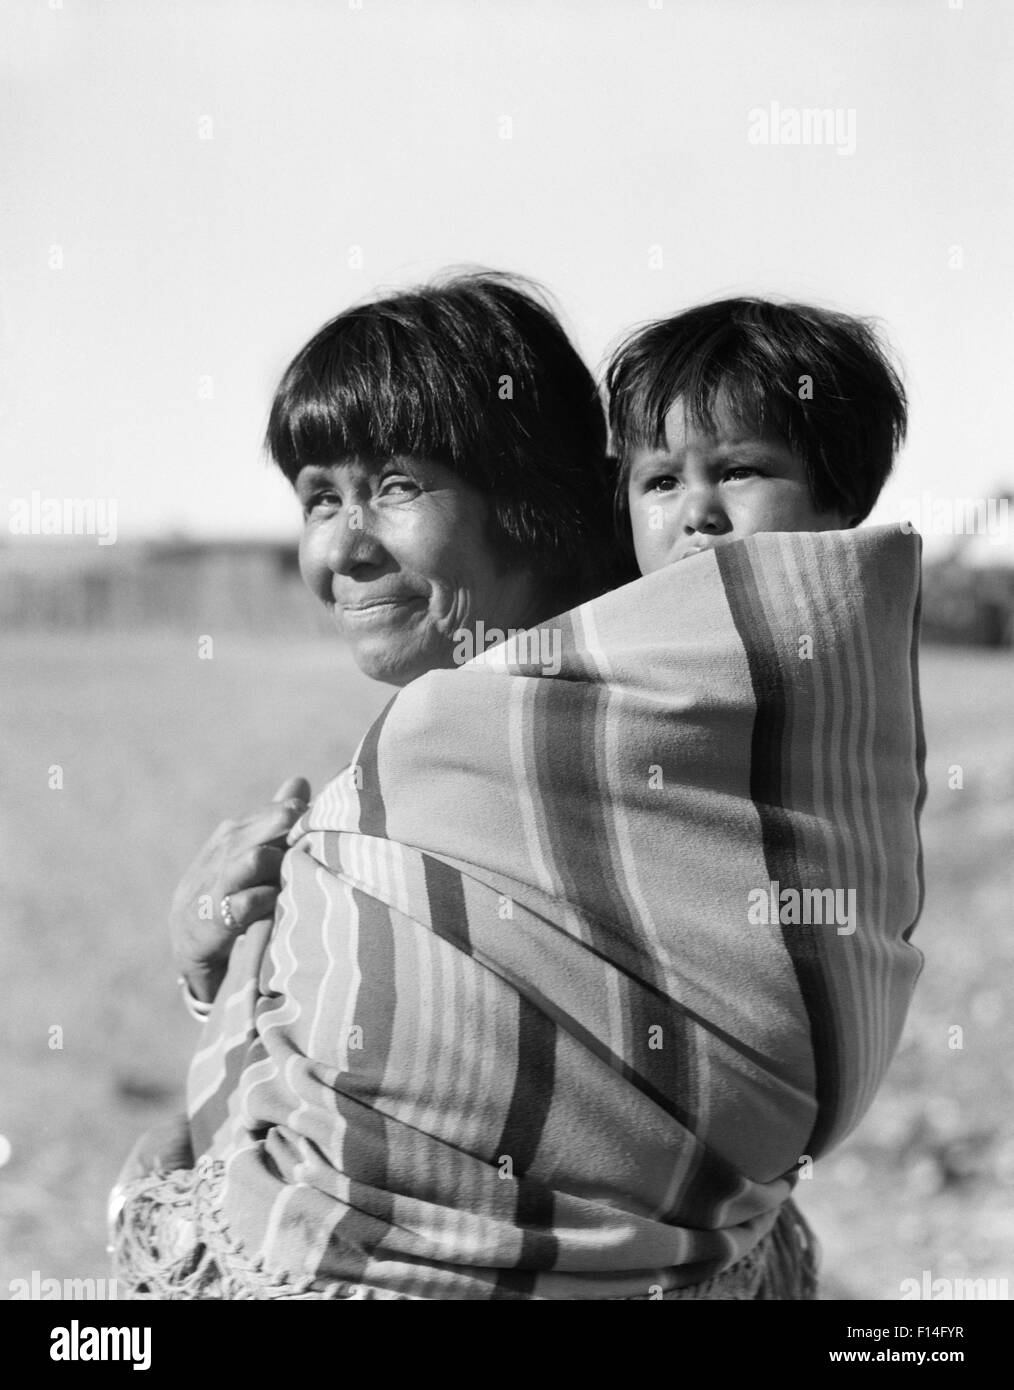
top-left (105, 1180), bottom-right (128, 1257)
top-left (177, 974), bottom-right (214, 1023)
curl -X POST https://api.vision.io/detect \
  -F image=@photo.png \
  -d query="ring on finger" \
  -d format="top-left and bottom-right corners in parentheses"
top-left (220, 894), bottom-right (238, 930)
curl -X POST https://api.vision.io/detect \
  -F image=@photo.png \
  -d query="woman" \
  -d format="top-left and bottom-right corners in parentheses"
top-left (114, 273), bottom-right (925, 1299)
top-left (166, 271), bottom-right (630, 1011)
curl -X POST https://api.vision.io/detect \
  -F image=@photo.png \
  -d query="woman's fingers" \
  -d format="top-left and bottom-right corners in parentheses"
top-left (272, 775), bottom-right (312, 805)
top-left (231, 796), bottom-right (309, 853)
top-left (230, 843), bottom-right (285, 890)
top-left (170, 777), bottom-right (312, 1004)
top-left (219, 884), bottom-right (283, 934)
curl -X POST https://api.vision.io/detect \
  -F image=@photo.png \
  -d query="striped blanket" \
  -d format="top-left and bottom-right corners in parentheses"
top-left (182, 524), bottom-right (926, 1300)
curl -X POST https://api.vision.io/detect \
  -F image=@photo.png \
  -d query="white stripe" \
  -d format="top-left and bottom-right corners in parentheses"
top-left (848, 541), bottom-right (898, 1096)
top-left (334, 871), bottom-right (362, 1074)
top-left (577, 603), bottom-right (672, 980)
top-left (261, 1178), bottom-right (310, 1267)
top-left (793, 534), bottom-right (867, 1131)
top-left (509, 679), bottom-right (558, 898)
top-left (392, 896), bottom-right (438, 1136)
top-left (307, 872), bottom-right (338, 1059)
top-left (236, 868), bottom-right (305, 1128)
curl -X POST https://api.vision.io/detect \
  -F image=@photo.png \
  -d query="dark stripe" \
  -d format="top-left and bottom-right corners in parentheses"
top-left (191, 1031), bottom-right (270, 1157)
top-left (522, 668), bottom-right (710, 1224)
top-left (630, 978), bottom-right (758, 1218)
top-left (491, 995), bottom-right (559, 1295)
top-left (417, 854), bottom-right (768, 1140)
top-left (322, 885), bottom-right (399, 1277)
top-left (423, 852), bottom-right (472, 955)
top-left (903, 562), bottom-right (928, 942)
top-left (355, 697), bottom-right (396, 838)
top-left (533, 679), bottom-right (667, 989)
top-left (716, 543), bottom-right (838, 1156)
top-left (530, 658), bottom-right (708, 1214)
top-left (420, 852), bottom-right (745, 1148)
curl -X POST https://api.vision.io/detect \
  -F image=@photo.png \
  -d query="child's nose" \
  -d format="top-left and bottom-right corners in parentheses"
top-left (681, 488), bottom-right (730, 535)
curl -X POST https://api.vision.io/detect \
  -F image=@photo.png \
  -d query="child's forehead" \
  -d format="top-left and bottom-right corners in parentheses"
top-left (657, 393), bottom-right (783, 453)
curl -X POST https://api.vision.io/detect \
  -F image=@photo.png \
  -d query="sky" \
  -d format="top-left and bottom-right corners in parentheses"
top-left (2, 0), bottom-right (1012, 548)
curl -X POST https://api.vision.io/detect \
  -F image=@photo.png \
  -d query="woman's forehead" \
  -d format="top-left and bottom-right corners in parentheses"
top-left (295, 455), bottom-right (427, 481)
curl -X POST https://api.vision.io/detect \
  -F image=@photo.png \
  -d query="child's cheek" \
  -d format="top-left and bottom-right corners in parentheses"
top-left (630, 499), bottom-right (669, 576)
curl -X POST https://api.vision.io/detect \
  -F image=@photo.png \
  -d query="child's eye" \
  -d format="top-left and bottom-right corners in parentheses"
top-left (647, 474), bottom-right (681, 495)
top-left (723, 467), bottom-right (763, 482)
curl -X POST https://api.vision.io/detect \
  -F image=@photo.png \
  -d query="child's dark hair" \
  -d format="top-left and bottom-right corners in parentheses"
top-left (606, 297), bottom-right (907, 536)
top-left (266, 270), bottom-right (634, 607)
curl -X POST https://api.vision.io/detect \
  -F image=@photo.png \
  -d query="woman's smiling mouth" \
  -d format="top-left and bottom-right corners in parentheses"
top-left (339, 596), bottom-right (426, 624)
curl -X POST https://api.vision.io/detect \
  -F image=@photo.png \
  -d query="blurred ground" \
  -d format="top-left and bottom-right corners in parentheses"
top-left (795, 644), bottom-right (1014, 1298)
top-left (0, 633), bottom-right (1010, 1299)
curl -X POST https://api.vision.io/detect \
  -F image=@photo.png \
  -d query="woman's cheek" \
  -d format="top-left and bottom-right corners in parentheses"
top-left (427, 581), bottom-right (473, 638)
top-left (298, 527), bottom-right (329, 602)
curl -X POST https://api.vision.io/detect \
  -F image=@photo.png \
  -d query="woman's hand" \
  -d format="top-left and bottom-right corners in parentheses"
top-left (169, 776), bottom-right (311, 1005)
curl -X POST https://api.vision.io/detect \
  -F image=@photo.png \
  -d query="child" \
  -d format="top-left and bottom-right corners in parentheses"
top-left (600, 297), bottom-right (916, 1296)
top-left (605, 297), bottom-right (907, 570)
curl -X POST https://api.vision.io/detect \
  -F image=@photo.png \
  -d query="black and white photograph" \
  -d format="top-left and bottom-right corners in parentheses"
top-left (1, 0), bottom-right (1011, 1360)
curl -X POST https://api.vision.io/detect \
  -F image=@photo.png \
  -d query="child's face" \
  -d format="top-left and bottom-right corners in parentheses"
top-left (627, 395), bottom-right (852, 575)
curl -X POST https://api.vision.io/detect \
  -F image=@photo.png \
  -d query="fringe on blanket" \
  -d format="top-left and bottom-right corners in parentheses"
top-left (110, 1157), bottom-right (371, 1301)
top-left (753, 1198), bottom-right (820, 1301)
top-left (111, 1158), bottom-right (819, 1301)
top-left (621, 1198), bottom-right (819, 1301)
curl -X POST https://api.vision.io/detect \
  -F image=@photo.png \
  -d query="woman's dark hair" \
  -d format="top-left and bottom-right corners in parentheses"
top-left (606, 297), bottom-right (908, 537)
top-left (266, 270), bottom-right (635, 608)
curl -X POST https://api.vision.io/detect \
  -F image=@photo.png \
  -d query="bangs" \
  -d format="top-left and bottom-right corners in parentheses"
top-left (610, 319), bottom-right (796, 458)
top-left (267, 309), bottom-right (494, 486)
top-left (264, 270), bottom-right (631, 607)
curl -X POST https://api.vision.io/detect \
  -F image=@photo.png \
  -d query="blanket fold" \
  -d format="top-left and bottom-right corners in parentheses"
top-left (181, 524), bottom-right (925, 1300)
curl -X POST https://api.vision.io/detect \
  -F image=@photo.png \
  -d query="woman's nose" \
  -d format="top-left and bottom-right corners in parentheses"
top-left (325, 509), bottom-right (386, 573)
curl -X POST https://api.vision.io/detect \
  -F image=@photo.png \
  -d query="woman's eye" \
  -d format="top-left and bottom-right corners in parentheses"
top-left (379, 477), bottom-right (419, 498)
top-left (302, 491), bottom-right (340, 516)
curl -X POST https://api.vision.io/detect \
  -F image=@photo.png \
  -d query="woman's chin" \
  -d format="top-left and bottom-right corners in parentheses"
top-left (345, 629), bottom-right (447, 688)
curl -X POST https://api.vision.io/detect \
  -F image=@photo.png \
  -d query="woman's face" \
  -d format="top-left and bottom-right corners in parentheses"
top-left (296, 456), bottom-right (543, 686)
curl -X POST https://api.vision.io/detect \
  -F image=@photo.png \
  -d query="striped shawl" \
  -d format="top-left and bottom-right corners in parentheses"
top-left (182, 524), bottom-right (926, 1299)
